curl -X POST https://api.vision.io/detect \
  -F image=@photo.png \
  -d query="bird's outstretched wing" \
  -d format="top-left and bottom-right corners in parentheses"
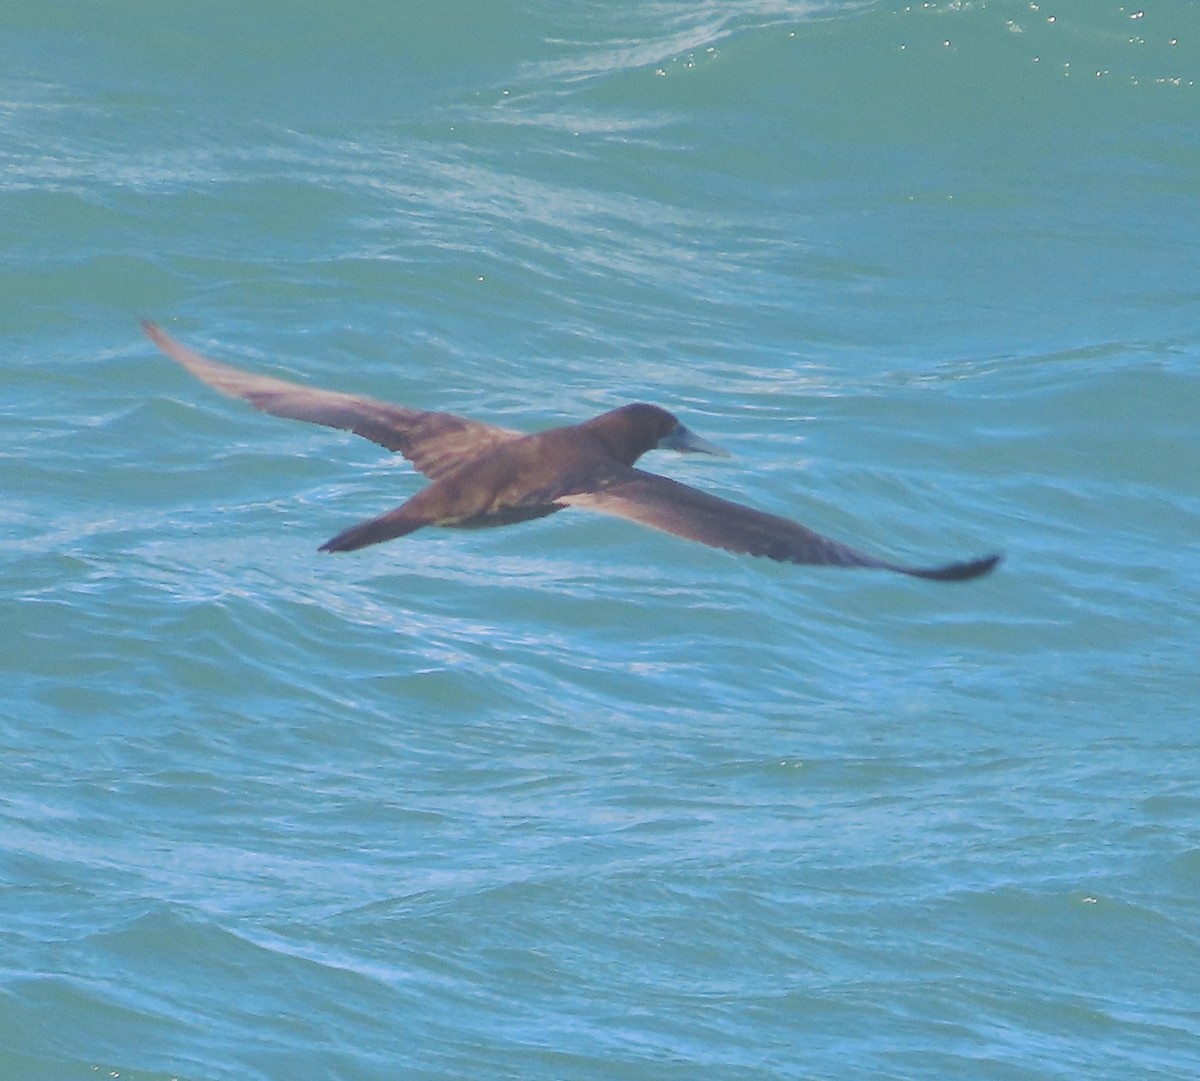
top-left (562, 470), bottom-right (1000, 581)
top-left (143, 321), bottom-right (521, 480)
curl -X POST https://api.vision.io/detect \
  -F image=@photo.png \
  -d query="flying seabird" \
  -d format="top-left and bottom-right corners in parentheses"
top-left (143, 322), bottom-right (1000, 582)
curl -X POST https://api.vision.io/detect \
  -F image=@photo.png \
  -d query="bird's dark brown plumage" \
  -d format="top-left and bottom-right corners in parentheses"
top-left (143, 321), bottom-right (1000, 582)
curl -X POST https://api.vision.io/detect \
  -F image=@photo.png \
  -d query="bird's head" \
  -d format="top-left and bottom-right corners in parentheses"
top-left (586, 403), bottom-right (730, 466)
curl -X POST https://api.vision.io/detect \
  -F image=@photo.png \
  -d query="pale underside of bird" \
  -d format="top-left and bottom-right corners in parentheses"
top-left (142, 321), bottom-right (1000, 582)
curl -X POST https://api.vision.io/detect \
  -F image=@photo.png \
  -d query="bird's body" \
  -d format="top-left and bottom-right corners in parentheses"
top-left (142, 321), bottom-right (1000, 582)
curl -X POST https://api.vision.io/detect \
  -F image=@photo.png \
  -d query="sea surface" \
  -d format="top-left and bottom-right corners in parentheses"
top-left (3, 2), bottom-right (1199, 1078)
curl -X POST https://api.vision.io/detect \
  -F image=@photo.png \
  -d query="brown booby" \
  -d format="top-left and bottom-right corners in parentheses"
top-left (143, 322), bottom-right (1000, 582)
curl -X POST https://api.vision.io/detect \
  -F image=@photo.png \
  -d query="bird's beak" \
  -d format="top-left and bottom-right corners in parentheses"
top-left (658, 422), bottom-right (731, 457)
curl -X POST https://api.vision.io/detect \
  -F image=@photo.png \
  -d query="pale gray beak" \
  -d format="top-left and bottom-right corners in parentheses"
top-left (658, 422), bottom-right (731, 457)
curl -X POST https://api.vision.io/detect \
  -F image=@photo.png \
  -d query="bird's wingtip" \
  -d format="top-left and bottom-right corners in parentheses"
top-left (913, 551), bottom-right (1003, 582)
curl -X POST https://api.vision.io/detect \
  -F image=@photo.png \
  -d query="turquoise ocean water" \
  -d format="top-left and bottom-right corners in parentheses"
top-left (3, 2), bottom-right (1199, 1078)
